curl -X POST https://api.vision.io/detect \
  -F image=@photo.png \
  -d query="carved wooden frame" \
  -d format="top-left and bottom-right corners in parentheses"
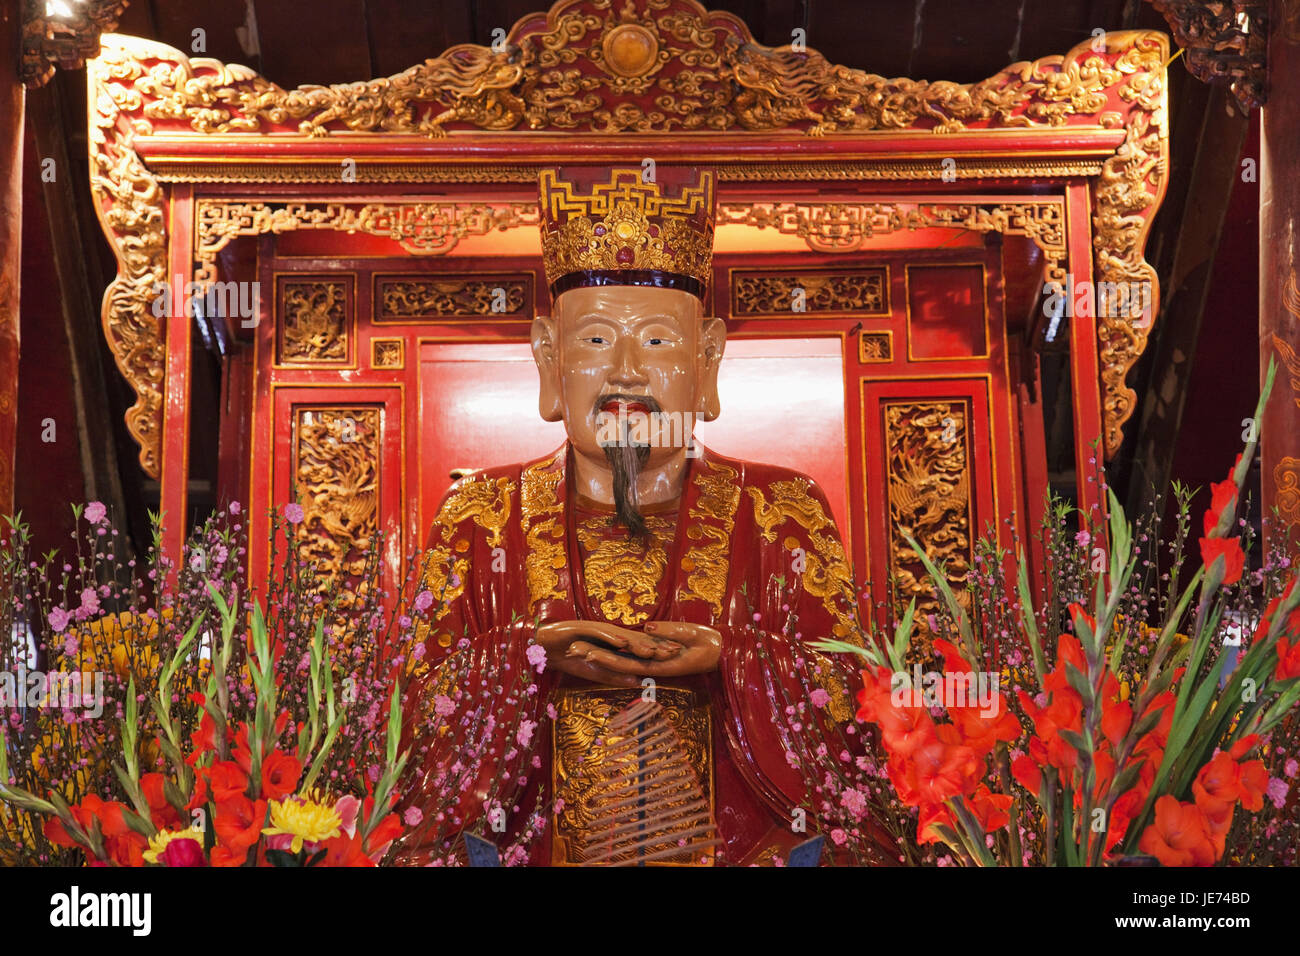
top-left (85, 0), bottom-right (1170, 566)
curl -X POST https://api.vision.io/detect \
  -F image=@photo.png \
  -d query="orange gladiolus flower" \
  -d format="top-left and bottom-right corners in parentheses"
top-left (1138, 795), bottom-right (1218, 867)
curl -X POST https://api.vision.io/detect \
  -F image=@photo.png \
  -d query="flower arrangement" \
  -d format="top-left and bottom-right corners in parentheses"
top-left (821, 362), bottom-right (1300, 866)
top-left (0, 503), bottom-right (422, 866)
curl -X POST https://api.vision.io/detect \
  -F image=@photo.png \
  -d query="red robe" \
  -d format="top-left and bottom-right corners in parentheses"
top-left (395, 442), bottom-right (868, 865)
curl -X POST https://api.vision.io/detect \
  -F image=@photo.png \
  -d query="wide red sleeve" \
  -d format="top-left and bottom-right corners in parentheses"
top-left (391, 473), bottom-right (555, 865)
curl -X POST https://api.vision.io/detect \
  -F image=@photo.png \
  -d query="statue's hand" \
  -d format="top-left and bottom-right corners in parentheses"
top-left (539, 620), bottom-right (721, 682)
top-left (536, 619), bottom-right (686, 688)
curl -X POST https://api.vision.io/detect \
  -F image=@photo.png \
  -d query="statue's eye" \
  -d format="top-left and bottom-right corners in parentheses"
top-left (647, 337), bottom-right (664, 346)
top-left (586, 336), bottom-right (606, 345)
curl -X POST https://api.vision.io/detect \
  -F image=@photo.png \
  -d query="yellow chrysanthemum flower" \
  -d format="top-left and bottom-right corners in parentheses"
top-left (142, 827), bottom-right (205, 865)
top-left (262, 793), bottom-right (342, 854)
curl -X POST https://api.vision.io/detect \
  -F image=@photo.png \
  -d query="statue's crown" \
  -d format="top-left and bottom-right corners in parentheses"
top-left (538, 166), bottom-right (715, 304)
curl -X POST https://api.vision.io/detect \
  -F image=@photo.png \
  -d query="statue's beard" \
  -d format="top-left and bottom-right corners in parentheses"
top-left (596, 393), bottom-right (659, 538)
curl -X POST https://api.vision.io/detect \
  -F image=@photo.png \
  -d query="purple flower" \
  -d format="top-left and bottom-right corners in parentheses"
top-left (1075, 530), bottom-right (1091, 547)
top-left (830, 828), bottom-right (848, 846)
top-left (403, 807), bottom-right (424, 827)
top-left (83, 501), bottom-right (106, 524)
top-left (283, 502), bottom-right (304, 524)
top-left (433, 694), bottom-right (455, 717)
top-left (526, 643), bottom-right (547, 674)
top-left (78, 588), bottom-right (100, 616)
top-left (809, 688), bottom-right (831, 709)
top-left (1286, 758), bottom-right (1298, 779)
top-left (413, 590), bottom-right (434, 613)
top-left (48, 607), bottom-right (69, 633)
top-left (228, 501), bottom-right (242, 515)
top-left (1267, 777), bottom-right (1290, 810)
top-left (517, 719), bottom-right (537, 748)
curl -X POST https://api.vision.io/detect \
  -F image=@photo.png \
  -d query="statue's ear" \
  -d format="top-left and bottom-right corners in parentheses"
top-left (698, 315), bottom-right (726, 422)
top-left (531, 314), bottom-right (564, 422)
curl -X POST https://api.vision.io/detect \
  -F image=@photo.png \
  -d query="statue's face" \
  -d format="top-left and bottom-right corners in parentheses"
top-left (531, 285), bottom-right (725, 467)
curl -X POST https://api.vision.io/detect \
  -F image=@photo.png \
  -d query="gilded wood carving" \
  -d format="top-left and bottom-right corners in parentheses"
top-left (87, 0), bottom-right (1169, 476)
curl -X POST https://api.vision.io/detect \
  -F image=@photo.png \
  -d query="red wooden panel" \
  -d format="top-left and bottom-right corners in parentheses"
top-left (906, 263), bottom-right (988, 360)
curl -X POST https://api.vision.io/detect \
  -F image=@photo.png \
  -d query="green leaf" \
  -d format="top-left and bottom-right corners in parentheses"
top-left (1059, 728), bottom-right (1092, 755)
top-left (1064, 662), bottom-right (1094, 704)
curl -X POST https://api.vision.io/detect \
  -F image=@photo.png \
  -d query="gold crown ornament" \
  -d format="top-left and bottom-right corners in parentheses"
top-left (538, 166), bottom-right (716, 304)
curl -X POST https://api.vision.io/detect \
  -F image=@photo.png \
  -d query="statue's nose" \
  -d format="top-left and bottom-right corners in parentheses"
top-left (608, 336), bottom-right (648, 386)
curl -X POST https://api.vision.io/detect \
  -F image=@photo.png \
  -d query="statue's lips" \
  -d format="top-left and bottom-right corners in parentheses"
top-left (600, 399), bottom-right (652, 415)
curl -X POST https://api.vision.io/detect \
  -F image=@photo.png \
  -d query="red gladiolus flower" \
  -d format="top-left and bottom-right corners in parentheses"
top-left (364, 812), bottom-right (405, 860)
top-left (1229, 734), bottom-right (1261, 760)
top-left (160, 837), bottom-right (207, 867)
top-left (1275, 638), bottom-right (1300, 681)
top-left (948, 698), bottom-right (1022, 757)
top-left (210, 845), bottom-right (247, 867)
top-left (320, 831), bottom-right (373, 867)
top-left (205, 760), bottom-right (249, 803)
top-left (1106, 788), bottom-right (1144, 856)
top-left (1101, 698), bottom-right (1133, 748)
top-left (1138, 795), bottom-right (1218, 867)
top-left (1238, 759), bottom-right (1269, 812)
top-left (1192, 751), bottom-right (1241, 822)
top-left (1203, 477), bottom-right (1238, 537)
top-left (1067, 605), bottom-right (1096, 639)
top-left (1200, 536), bottom-right (1245, 585)
top-left (140, 772), bottom-right (182, 830)
top-left (967, 784), bottom-right (1013, 833)
top-left (895, 735), bottom-right (981, 807)
top-left (1011, 753), bottom-right (1042, 794)
top-left (261, 750), bottom-right (302, 801)
top-left (231, 724), bottom-right (252, 775)
top-left (915, 802), bottom-right (954, 845)
top-left (213, 795), bottom-right (267, 858)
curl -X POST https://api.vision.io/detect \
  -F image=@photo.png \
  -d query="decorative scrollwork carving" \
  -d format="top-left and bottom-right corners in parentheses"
top-left (885, 401), bottom-right (973, 651)
top-left (280, 280), bottom-right (348, 363)
top-left (88, 39), bottom-right (168, 477)
top-left (378, 277), bottom-right (531, 318)
top-left (195, 201), bottom-right (539, 286)
top-left (292, 407), bottom-right (381, 615)
top-left (731, 269), bottom-right (887, 315)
